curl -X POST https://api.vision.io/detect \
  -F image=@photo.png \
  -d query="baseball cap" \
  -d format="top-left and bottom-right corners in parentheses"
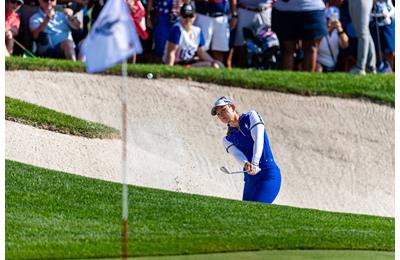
top-left (180, 3), bottom-right (195, 17)
top-left (211, 96), bottom-right (234, 116)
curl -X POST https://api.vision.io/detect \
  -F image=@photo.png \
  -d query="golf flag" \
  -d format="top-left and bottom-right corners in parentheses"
top-left (81, 0), bottom-right (143, 73)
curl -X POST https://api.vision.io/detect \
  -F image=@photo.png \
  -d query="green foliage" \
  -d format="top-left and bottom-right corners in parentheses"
top-left (6, 56), bottom-right (394, 106)
top-left (5, 96), bottom-right (119, 139)
top-left (6, 160), bottom-right (394, 259)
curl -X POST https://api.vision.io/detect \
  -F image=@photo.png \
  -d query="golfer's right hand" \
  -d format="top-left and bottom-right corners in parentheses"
top-left (244, 162), bottom-right (261, 175)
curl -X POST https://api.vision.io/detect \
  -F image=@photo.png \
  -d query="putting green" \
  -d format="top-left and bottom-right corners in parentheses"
top-left (130, 250), bottom-right (394, 260)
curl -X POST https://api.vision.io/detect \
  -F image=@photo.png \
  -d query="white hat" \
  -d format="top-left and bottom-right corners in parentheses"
top-left (211, 96), bottom-right (234, 116)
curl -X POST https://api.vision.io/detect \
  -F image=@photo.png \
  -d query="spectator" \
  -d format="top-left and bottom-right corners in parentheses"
top-left (61, 0), bottom-right (91, 47)
top-left (370, 0), bottom-right (395, 72)
top-left (6, 0), bottom-right (23, 56)
top-left (234, 0), bottom-right (272, 68)
top-left (334, 0), bottom-right (357, 72)
top-left (29, 0), bottom-right (80, 60)
top-left (348, 0), bottom-right (376, 75)
top-left (14, 0), bottom-right (38, 56)
top-left (128, 0), bottom-right (148, 40)
top-left (127, 0), bottom-right (148, 63)
top-left (193, 0), bottom-right (238, 64)
top-left (163, 3), bottom-right (224, 68)
top-left (317, 6), bottom-right (349, 72)
top-left (272, 0), bottom-right (327, 72)
top-left (146, 0), bottom-right (185, 60)
top-left (89, 0), bottom-right (107, 26)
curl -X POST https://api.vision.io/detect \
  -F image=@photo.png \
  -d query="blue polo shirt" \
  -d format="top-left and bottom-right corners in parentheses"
top-left (29, 8), bottom-right (72, 47)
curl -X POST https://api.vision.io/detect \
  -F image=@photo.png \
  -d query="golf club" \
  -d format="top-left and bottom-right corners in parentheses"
top-left (13, 38), bottom-right (37, 58)
top-left (220, 166), bottom-right (247, 174)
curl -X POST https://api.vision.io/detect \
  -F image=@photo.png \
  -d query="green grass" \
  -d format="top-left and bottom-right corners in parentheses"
top-left (5, 96), bottom-right (120, 139)
top-left (6, 56), bottom-right (394, 106)
top-left (6, 160), bottom-right (394, 259)
top-left (132, 250), bottom-right (394, 259)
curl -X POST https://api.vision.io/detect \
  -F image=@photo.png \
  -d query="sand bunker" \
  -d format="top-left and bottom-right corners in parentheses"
top-left (5, 70), bottom-right (394, 217)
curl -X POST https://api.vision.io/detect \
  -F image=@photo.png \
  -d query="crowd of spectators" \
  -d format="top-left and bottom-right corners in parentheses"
top-left (5, 0), bottom-right (395, 74)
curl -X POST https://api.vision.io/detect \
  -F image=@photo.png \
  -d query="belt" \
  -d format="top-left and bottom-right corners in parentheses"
top-left (199, 12), bottom-right (226, 17)
top-left (238, 3), bottom-right (271, 12)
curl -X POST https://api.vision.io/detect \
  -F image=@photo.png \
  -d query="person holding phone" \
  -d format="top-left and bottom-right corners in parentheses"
top-left (317, 6), bottom-right (349, 72)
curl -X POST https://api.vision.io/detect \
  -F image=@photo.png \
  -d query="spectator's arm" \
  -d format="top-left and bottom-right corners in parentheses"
top-left (30, 9), bottom-right (55, 39)
top-left (338, 30), bottom-right (349, 48)
top-left (229, 0), bottom-right (237, 29)
top-left (64, 8), bottom-right (81, 29)
top-left (197, 47), bottom-right (215, 63)
top-left (165, 41), bottom-right (179, 65)
top-left (5, 30), bottom-right (14, 40)
top-left (127, 0), bottom-right (136, 13)
top-left (31, 16), bottom-right (51, 39)
top-left (196, 30), bottom-right (214, 63)
top-left (146, 0), bottom-right (153, 28)
top-left (334, 20), bottom-right (349, 49)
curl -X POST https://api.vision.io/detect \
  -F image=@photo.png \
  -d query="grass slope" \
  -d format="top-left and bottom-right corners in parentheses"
top-left (5, 57), bottom-right (394, 106)
top-left (5, 96), bottom-right (120, 139)
top-left (132, 250), bottom-right (395, 260)
top-left (5, 160), bottom-right (394, 259)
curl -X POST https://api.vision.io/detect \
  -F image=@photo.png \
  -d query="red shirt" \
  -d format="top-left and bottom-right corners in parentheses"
top-left (128, 1), bottom-right (148, 40)
top-left (6, 11), bottom-right (21, 32)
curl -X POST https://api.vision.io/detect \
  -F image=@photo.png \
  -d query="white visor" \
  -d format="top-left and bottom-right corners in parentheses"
top-left (211, 96), bottom-right (234, 116)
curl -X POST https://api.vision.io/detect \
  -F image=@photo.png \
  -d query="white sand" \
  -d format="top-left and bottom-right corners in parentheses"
top-left (5, 70), bottom-right (394, 217)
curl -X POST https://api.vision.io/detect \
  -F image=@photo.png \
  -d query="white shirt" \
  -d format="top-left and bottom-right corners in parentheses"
top-left (317, 30), bottom-right (340, 68)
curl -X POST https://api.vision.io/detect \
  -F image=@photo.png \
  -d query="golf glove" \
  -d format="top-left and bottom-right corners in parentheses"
top-left (252, 164), bottom-right (261, 175)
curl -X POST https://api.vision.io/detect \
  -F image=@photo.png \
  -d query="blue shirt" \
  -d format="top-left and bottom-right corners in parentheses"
top-left (29, 9), bottom-right (72, 47)
top-left (155, 0), bottom-right (173, 16)
top-left (224, 111), bottom-right (279, 181)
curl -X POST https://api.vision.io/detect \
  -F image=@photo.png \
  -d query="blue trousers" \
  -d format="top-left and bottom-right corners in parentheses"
top-left (243, 169), bottom-right (281, 203)
top-left (153, 15), bottom-right (173, 57)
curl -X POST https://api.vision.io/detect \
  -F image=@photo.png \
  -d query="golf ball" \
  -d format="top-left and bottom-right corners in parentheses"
top-left (146, 73), bottom-right (153, 79)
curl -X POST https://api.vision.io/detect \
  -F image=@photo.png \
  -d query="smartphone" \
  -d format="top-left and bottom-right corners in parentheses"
top-left (330, 12), bottom-right (338, 22)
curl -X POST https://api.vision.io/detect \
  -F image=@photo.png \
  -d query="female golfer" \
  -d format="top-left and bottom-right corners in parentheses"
top-left (212, 96), bottom-right (281, 203)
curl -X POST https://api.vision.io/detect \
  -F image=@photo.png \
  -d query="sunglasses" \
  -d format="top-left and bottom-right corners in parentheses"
top-left (10, 0), bottom-right (23, 6)
top-left (182, 14), bottom-right (194, 19)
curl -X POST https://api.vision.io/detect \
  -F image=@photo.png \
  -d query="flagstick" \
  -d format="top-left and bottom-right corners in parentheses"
top-left (121, 60), bottom-right (129, 259)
